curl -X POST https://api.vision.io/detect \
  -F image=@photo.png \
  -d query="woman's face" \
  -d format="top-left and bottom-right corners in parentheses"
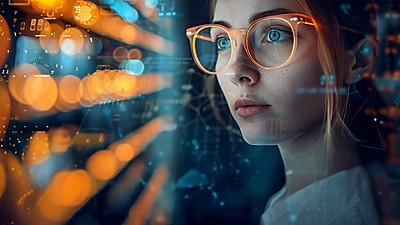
top-left (214, 0), bottom-right (326, 145)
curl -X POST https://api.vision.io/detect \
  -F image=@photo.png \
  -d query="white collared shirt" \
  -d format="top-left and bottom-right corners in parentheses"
top-left (260, 166), bottom-right (379, 225)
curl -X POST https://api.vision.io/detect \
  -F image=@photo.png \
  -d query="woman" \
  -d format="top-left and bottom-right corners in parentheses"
top-left (186, 0), bottom-right (383, 224)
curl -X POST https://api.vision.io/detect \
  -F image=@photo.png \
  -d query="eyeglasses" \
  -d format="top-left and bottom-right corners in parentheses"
top-left (186, 13), bottom-right (315, 75)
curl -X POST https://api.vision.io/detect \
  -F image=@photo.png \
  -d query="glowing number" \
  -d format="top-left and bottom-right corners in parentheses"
top-left (37, 19), bottom-right (44, 31)
top-left (30, 19), bottom-right (37, 31)
top-left (20, 22), bottom-right (26, 31)
top-left (44, 21), bottom-right (50, 31)
top-left (28, 19), bottom-right (49, 31)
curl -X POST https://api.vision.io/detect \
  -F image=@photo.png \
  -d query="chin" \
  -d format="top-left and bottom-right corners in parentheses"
top-left (241, 130), bottom-right (283, 146)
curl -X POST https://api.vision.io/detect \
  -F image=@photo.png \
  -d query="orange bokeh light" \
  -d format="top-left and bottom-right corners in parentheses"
top-left (120, 25), bottom-right (138, 44)
top-left (113, 73), bottom-right (137, 98)
top-left (46, 170), bottom-right (92, 207)
top-left (8, 64), bottom-right (41, 105)
top-left (58, 75), bottom-right (83, 104)
top-left (113, 46), bottom-right (128, 62)
top-left (86, 72), bottom-right (105, 103)
top-left (31, 0), bottom-right (68, 19)
top-left (91, 70), bottom-right (109, 101)
top-left (113, 143), bottom-right (135, 162)
top-left (39, 22), bottom-right (64, 54)
top-left (73, 1), bottom-right (99, 27)
top-left (80, 75), bottom-right (98, 106)
top-left (60, 27), bottom-right (84, 55)
top-left (102, 70), bottom-right (120, 98)
top-left (23, 75), bottom-right (58, 112)
top-left (86, 150), bottom-right (118, 181)
top-left (127, 48), bottom-right (143, 60)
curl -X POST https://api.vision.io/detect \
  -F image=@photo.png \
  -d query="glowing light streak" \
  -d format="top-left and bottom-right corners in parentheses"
top-left (0, 162), bottom-right (6, 199)
top-left (0, 153), bottom-right (35, 225)
top-left (0, 15), bottom-right (12, 67)
top-left (122, 165), bottom-right (169, 225)
top-left (15, 0), bottom-right (175, 55)
top-left (0, 80), bottom-right (11, 140)
top-left (37, 192), bottom-right (77, 222)
top-left (45, 170), bottom-right (93, 207)
top-left (0, 114), bottom-right (175, 224)
top-left (8, 66), bottom-right (171, 120)
top-left (34, 74), bottom-right (51, 77)
top-left (106, 157), bottom-right (146, 209)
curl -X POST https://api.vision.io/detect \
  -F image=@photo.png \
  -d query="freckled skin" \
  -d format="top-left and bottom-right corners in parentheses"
top-left (214, 0), bottom-right (325, 145)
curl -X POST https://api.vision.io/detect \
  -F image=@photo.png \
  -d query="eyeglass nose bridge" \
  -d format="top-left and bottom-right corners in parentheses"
top-left (226, 28), bottom-right (257, 70)
top-left (228, 28), bottom-right (247, 48)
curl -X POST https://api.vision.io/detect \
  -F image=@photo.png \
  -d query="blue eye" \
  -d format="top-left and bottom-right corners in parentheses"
top-left (216, 37), bottom-right (231, 51)
top-left (263, 28), bottom-right (292, 44)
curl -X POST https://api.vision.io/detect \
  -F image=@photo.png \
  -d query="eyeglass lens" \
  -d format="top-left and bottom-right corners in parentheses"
top-left (193, 18), bottom-right (295, 73)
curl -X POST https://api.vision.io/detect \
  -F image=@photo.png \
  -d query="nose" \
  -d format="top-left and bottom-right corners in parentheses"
top-left (224, 31), bottom-right (260, 86)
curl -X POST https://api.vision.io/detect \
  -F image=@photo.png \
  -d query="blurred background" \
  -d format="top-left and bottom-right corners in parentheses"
top-left (0, 0), bottom-right (398, 225)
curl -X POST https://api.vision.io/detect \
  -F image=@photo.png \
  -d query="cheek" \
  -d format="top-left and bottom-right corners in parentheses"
top-left (216, 75), bottom-right (234, 99)
top-left (268, 54), bottom-right (325, 119)
top-left (281, 62), bottom-right (326, 124)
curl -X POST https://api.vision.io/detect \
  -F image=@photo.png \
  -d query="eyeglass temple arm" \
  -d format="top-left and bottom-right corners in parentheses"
top-left (297, 17), bottom-right (361, 34)
top-left (186, 30), bottom-right (214, 42)
top-left (303, 21), bottom-right (315, 26)
top-left (194, 34), bottom-right (213, 42)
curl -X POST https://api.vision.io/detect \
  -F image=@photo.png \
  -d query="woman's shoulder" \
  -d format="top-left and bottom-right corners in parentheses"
top-left (261, 166), bottom-right (379, 225)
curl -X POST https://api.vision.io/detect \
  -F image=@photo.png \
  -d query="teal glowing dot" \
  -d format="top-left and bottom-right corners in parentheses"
top-left (289, 214), bottom-right (297, 222)
top-left (362, 45), bottom-right (371, 55)
top-left (121, 59), bottom-right (145, 75)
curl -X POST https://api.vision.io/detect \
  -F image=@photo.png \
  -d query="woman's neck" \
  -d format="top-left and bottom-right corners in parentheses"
top-left (277, 125), bottom-right (361, 196)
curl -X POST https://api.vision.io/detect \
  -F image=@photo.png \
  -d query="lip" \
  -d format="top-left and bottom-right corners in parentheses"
top-left (234, 98), bottom-right (271, 118)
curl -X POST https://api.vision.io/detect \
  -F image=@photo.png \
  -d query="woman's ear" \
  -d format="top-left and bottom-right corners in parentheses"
top-left (345, 38), bottom-right (379, 84)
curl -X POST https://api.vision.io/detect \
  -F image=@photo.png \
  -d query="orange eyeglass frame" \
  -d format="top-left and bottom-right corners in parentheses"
top-left (186, 13), bottom-right (316, 75)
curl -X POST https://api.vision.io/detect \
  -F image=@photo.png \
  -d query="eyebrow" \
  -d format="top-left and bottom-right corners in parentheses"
top-left (212, 8), bottom-right (293, 28)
